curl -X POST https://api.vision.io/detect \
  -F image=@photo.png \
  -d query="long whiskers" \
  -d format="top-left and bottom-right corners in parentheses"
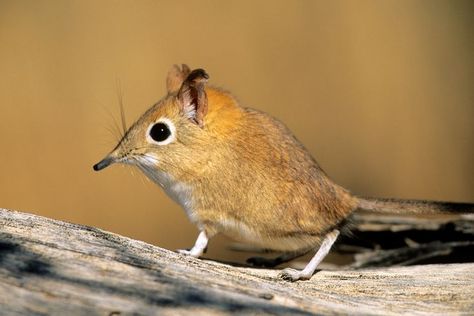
top-left (115, 78), bottom-right (128, 137)
top-left (102, 105), bottom-right (123, 142)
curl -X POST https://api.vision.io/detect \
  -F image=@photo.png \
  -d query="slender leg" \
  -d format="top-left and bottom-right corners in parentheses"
top-left (279, 229), bottom-right (340, 281)
top-left (177, 231), bottom-right (210, 258)
top-left (247, 248), bottom-right (311, 268)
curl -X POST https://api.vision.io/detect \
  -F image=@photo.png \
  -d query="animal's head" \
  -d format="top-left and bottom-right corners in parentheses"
top-left (93, 64), bottom-right (226, 181)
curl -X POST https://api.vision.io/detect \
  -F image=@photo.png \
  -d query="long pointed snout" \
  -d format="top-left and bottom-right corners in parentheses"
top-left (93, 156), bottom-right (115, 171)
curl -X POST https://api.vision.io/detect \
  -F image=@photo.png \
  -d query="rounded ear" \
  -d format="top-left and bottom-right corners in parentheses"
top-left (177, 69), bottom-right (209, 128)
top-left (166, 64), bottom-right (191, 94)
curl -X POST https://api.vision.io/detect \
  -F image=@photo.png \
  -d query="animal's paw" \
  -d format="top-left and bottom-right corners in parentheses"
top-left (278, 268), bottom-right (310, 282)
top-left (177, 249), bottom-right (191, 255)
top-left (177, 249), bottom-right (199, 258)
top-left (246, 256), bottom-right (280, 268)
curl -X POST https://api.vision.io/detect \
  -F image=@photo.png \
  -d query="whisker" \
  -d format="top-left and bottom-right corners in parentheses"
top-left (101, 105), bottom-right (122, 142)
top-left (104, 125), bottom-right (121, 143)
top-left (130, 158), bottom-right (153, 185)
top-left (115, 78), bottom-right (127, 137)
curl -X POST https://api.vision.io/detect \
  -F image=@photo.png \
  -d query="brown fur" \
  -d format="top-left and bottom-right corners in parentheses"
top-left (93, 65), bottom-right (474, 282)
top-left (101, 65), bottom-right (359, 253)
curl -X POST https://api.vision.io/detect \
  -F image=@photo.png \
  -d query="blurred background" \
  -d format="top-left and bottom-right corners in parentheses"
top-left (0, 0), bottom-right (473, 263)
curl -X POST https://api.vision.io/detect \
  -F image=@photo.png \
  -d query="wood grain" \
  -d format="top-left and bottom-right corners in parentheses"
top-left (0, 208), bottom-right (473, 315)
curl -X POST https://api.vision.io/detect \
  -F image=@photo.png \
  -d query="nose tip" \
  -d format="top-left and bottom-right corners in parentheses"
top-left (93, 156), bottom-right (114, 171)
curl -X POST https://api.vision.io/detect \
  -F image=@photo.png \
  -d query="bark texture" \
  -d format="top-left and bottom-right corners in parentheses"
top-left (0, 208), bottom-right (473, 315)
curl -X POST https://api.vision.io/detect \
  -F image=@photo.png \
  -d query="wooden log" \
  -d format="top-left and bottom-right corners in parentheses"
top-left (338, 211), bottom-right (474, 268)
top-left (0, 208), bottom-right (473, 315)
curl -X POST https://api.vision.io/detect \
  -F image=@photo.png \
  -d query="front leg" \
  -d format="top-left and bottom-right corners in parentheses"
top-left (177, 230), bottom-right (211, 258)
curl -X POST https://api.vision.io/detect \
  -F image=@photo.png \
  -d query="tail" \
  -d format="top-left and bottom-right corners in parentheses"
top-left (356, 197), bottom-right (474, 215)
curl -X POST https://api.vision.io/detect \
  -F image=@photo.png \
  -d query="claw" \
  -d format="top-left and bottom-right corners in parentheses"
top-left (278, 268), bottom-right (310, 282)
top-left (177, 249), bottom-right (193, 256)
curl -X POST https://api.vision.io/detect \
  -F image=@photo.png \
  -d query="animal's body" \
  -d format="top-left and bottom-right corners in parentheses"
top-left (94, 65), bottom-right (473, 281)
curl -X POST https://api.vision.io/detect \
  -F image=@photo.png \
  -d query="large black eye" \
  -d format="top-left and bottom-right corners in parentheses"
top-left (149, 122), bottom-right (171, 142)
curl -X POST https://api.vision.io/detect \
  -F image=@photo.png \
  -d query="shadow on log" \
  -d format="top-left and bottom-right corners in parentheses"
top-left (337, 211), bottom-right (474, 268)
top-left (0, 208), bottom-right (473, 315)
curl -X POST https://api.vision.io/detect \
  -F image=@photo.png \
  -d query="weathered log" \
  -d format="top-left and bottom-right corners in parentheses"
top-left (338, 211), bottom-right (474, 268)
top-left (0, 208), bottom-right (473, 315)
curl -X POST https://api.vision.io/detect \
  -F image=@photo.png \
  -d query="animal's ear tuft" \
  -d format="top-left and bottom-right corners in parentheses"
top-left (177, 68), bottom-right (209, 128)
top-left (166, 64), bottom-right (191, 94)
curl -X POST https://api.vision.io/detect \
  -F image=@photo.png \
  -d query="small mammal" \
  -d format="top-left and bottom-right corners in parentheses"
top-left (94, 65), bottom-right (473, 281)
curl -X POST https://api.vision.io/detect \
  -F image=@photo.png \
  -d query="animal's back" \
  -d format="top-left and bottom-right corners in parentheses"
top-left (193, 91), bottom-right (358, 251)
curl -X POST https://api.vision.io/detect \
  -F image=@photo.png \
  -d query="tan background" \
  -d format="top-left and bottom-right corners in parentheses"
top-left (1, 0), bottom-right (473, 262)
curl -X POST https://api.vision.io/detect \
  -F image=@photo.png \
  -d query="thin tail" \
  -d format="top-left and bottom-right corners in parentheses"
top-left (357, 197), bottom-right (474, 215)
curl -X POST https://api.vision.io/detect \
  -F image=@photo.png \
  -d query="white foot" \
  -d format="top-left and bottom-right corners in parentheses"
top-left (176, 231), bottom-right (210, 258)
top-left (177, 249), bottom-right (200, 258)
top-left (278, 268), bottom-right (311, 282)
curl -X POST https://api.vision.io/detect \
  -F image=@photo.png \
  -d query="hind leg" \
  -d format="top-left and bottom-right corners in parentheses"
top-left (279, 229), bottom-right (340, 281)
